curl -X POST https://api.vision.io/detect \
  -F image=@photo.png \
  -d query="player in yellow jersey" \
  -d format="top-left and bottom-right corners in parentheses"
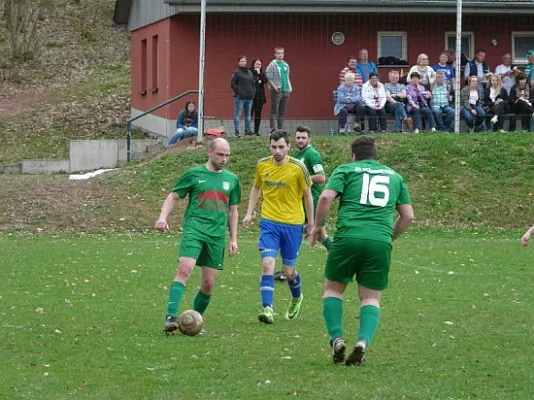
top-left (242, 130), bottom-right (314, 324)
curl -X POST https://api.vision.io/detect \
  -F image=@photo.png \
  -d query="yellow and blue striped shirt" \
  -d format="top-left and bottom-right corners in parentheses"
top-left (253, 156), bottom-right (312, 225)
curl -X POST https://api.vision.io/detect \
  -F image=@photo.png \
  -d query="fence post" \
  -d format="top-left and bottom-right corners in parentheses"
top-left (126, 121), bottom-right (131, 164)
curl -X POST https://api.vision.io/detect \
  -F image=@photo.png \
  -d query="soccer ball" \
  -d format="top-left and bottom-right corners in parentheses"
top-left (178, 310), bottom-right (203, 336)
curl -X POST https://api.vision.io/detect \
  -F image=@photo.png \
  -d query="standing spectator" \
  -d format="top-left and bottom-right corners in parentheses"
top-left (356, 48), bottom-right (379, 83)
top-left (431, 71), bottom-right (455, 132)
top-left (334, 73), bottom-right (365, 134)
top-left (407, 53), bottom-right (436, 88)
top-left (509, 73), bottom-right (534, 132)
top-left (460, 76), bottom-right (486, 132)
top-left (168, 100), bottom-right (198, 146)
top-left (384, 70), bottom-right (408, 133)
top-left (525, 51), bottom-right (534, 81)
top-left (266, 47), bottom-right (292, 130)
top-left (495, 53), bottom-right (518, 94)
top-left (231, 56), bottom-right (256, 137)
top-left (464, 49), bottom-right (490, 91)
top-left (250, 58), bottom-right (268, 136)
top-left (406, 72), bottom-right (437, 133)
top-left (432, 51), bottom-right (455, 85)
top-left (339, 56), bottom-right (363, 87)
top-left (362, 73), bottom-right (387, 132)
top-left (484, 74), bottom-right (509, 132)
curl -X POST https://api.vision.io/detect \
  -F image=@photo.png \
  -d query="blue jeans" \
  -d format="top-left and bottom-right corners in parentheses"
top-left (408, 106), bottom-right (436, 130)
top-left (234, 98), bottom-right (253, 133)
top-left (461, 106), bottom-right (486, 131)
top-left (168, 127), bottom-right (198, 146)
top-left (385, 102), bottom-right (407, 131)
top-left (432, 105), bottom-right (455, 132)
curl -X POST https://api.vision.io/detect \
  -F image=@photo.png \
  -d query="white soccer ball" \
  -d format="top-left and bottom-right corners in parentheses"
top-left (178, 310), bottom-right (203, 336)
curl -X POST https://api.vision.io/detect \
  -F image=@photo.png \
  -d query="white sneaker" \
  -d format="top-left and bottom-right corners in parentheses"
top-left (491, 115), bottom-right (498, 124)
top-left (414, 128), bottom-right (420, 134)
top-left (431, 127), bottom-right (437, 132)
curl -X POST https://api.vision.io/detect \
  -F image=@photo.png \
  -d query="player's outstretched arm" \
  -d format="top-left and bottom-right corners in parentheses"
top-left (311, 189), bottom-right (337, 245)
top-left (521, 225), bottom-right (534, 247)
top-left (227, 205), bottom-right (239, 255)
top-left (303, 188), bottom-right (315, 234)
top-left (155, 192), bottom-right (179, 231)
top-left (392, 204), bottom-right (415, 241)
top-left (242, 186), bottom-right (261, 229)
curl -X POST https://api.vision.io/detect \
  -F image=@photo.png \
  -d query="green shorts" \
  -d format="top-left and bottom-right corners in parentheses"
top-left (178, 230), bottom-right (225, 270)
top-left (324, 236), bottom-right (392, 290)
top-left (304, 197), bottom-right (325, 227)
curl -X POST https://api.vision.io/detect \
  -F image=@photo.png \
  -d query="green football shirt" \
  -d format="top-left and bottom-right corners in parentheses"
top-left (325, 159), bottom-right (411, 243)
top-left (172, 165), bottom-right (241, 237)
top-left (293, 145), bottom-right (325, 201)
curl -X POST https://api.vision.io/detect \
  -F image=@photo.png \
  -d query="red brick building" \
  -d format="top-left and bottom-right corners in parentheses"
top-left (113, 0), bottom-right (534, 136)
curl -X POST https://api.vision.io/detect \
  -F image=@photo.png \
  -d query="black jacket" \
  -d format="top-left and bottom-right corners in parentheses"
top-left (230, 67), bottom-right (256, 100)
top-left (483, 87), bottom-right (508, 107)
top-left (251, 69), bottom-right (268, 104)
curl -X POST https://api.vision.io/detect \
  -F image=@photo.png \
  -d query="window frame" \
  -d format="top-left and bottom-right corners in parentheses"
top-left (151, 34), bottom-right (159, 93)
top-left (444, 31), bottom-right (475, 61)
top-left (377, 31), bottom-right (408, 64)
top-left (511, 32), bottom-right (534, 65)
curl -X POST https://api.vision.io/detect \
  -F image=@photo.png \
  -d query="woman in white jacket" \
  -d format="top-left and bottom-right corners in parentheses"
top-left (361, 72), bottom-right (388, 132)
top-left (407, 53), bottom-right (436, 88)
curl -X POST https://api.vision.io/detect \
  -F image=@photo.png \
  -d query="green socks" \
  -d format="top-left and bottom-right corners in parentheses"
top-left (193, 290), bottom-right (212, 315)
top-left (323, 297), bottom-right (343, 341)
top-left (166, 281), bottom-right (185, 317)
top-left (321, 236), bottom-right (333, 250)
top-left (357, 305), bottom-right (380, 345)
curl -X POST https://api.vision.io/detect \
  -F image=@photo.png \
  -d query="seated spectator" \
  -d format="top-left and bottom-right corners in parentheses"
top-left (168, 100), bottom-right (198, 146)
top-left (431, 71), bottom-right (454, 132)
top-left (509, 73), bottom-right (534, 132)
top-left (484, 74), bottom-right (509, 132)
top-left (407, 53), bottom-right (436, 88)
top-left (495, 53), bottom-right (518, 94)
top-left (384, 70), bottom-right (408, 133)
top-left (432, 51), bottom-right (455, 86)
top-left (356, 48), bottom-right (379, 83)
top-left (406, 72), bottom-right (436, 133)
top-left (460, 76), bottom-right (486, 132)
top-left (334, 73), bottom-right (365, 134)
top-left (464, 49), bottom-right (490, 91)
top-left (362, 72), bottom-right (388, 132)
top-left (339, 56), bottom-right (363, 87)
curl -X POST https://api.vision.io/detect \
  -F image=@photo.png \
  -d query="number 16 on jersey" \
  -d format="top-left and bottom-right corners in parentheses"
top-left (359, 173), bottom-right (390, 207)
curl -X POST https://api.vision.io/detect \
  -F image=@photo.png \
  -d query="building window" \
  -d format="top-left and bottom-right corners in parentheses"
top-left (512, 32), bottom-right (534, 64)
top-left (445, 32), bottom-right (474, 61)
top-left (377, 32), bottom-right (408, 64)
top-left (151, 35), bottom-right (159, 93)
top-left (141, 38), bottom-right (147, 96)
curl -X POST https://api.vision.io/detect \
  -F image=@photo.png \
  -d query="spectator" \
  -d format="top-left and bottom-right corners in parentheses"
top-left (509, 73), bottom-right (534, 132)
top-left (525, 51), bottom-right (534, 81)
top-left (334, 73), bottom-right (365, 134)
top-left (495, 53), bottom-right (518, 94)
top-left (384, 70), bottom-right (408, 133)
top-left (407, 53), bottom-right (436, 88)
top-left (362, 72), bottom-right (388, 132)
top-left (431, 71), bottom-right (454, 132)
top-left (432, 51), bottom-right (455, 85)
top-left (356, 48), bottom-right (379, 83)
top-left (484, 74), bottom-right (509, 132)
top-left (231, 55), bottom-right (256, 137)
top-left (266, 46), bottom-right (292, 130)
top-left (464, 49), bottom-right (490, 91)
top-left (168, 100), bottom-right (198, 146)
top-left (250, 58), bottom-right (269, 136)
top-left (406, 72), bottom-right (437, 133)
top-left (339, 56), bottom-right (363, 87)
top-left (460, 76), bottom-right (486, 132)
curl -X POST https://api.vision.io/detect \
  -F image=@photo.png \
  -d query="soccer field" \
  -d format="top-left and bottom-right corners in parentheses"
top-left (1, 232), bottom-right (533, 399)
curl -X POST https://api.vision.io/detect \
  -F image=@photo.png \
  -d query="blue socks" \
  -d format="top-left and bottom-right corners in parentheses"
top-left (288, 273), bottom-right (301, 299)
top-left (260, 275), bottom-right (274, 307)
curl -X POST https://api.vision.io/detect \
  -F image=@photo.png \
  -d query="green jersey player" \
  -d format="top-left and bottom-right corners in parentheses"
top-left (311, 135), bottom-right (414, 366)
top-left (155, 138), bottom-right (241, 334)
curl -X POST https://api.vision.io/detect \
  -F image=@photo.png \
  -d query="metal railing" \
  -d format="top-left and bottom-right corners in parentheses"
top-left (126, 89), bottom-right (199, 163)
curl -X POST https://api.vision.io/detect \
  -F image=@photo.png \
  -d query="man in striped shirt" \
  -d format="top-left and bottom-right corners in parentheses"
top-left (339, 56), bottom-right (363, 87)
top-left (431, 71), bottom-right (454, 132)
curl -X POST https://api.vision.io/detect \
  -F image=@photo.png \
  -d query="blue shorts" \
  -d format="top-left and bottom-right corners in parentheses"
top-left (259, 219), bottom-right (303, 267)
